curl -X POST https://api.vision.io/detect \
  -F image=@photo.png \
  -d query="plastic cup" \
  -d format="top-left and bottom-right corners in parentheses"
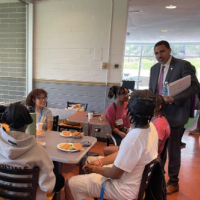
top-left (88, 113), bottom-right (93, 120)
top-left (36, 123), bottom-right (43, 132)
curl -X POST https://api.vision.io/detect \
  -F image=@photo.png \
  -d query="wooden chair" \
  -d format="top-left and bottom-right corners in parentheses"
top-left (58, 121), bottom-right (84, 132)
top-left (58, 101), bottom-right (88, 132)
top-left (52, 115), bottom-right (59, 131)
top-left (94, 158), bottom-right (157, 200)
top-left (66, 101), bottom-right (88, 111)
top-left (0, 167), bottom-right (54, 200)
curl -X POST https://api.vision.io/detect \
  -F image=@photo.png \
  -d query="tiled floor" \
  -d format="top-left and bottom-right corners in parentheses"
top-left (60, 121), bottom-right (200, 200)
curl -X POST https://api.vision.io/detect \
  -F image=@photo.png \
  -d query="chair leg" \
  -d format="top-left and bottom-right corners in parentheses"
top-left (107, 137), bottom-right (110, 146)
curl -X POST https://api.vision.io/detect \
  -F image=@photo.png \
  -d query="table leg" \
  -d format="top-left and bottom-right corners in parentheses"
top-left (88, 124), bottom-right (100, 156)
top-left (88, 124), bottom-right (92, 136)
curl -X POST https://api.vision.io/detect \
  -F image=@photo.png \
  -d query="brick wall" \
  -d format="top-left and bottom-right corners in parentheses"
top-left (33, 0), bottom-right (128, 112)
top-left (0, 2), bottom-right (26, 102)
top-left (34, 0), bottom-right (128, 84)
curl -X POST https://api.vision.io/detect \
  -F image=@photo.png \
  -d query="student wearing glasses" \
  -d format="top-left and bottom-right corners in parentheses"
top-left (26, 89), bottom-right (53, 131)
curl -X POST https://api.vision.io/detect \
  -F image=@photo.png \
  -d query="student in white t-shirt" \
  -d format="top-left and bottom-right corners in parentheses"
top-left (65, 90), bottom-right (158, 200)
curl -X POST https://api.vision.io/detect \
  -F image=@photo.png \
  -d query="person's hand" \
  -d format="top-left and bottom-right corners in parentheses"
top-left (82, 164), bottom-right (96, 174)
top-left (88, 160), bottom-right (101, 166)
top-left (162, 95), bottom-right (175, 104)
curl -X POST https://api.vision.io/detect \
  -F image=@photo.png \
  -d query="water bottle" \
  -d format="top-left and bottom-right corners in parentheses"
top-left (26, 106), bottom-right (36, 137)
top-left (162, 81), bottom-right (168, 96)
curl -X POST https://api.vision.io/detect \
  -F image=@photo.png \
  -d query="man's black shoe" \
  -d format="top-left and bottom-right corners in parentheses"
top-left (180, 142), bottom-right (186, 147)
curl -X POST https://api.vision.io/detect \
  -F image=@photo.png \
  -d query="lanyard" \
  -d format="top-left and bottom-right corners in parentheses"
top-left (38, 107), bottom-right (43, 123)
top-left (100, 184), bottom-right (105, 200)
top-left (113, 103), bottom-right (125, 121)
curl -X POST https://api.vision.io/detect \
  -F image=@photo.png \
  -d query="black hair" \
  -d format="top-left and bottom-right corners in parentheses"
top-left (154, 40), bottom-right (170, 49)
top-left (126, 94), bottom-right (155, 127)
top-left (154, 95), bottom-right (165, 117)
top-left (108, 86), bottom-right (128, 99)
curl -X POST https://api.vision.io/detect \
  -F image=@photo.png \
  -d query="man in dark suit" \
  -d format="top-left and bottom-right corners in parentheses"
top-left (149, 41), bottom-right (200, 195)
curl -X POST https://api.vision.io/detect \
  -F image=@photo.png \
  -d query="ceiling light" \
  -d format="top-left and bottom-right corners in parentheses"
top-left (161, 30), bottom-right (168, 32)
top-left (166, 5), bottom-right (177, 9)
top-left (160, 36), bottom-right (166, 38)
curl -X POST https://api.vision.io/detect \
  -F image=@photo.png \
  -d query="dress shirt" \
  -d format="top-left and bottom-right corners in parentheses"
top-left (157, 56), bottom-right (172, 86)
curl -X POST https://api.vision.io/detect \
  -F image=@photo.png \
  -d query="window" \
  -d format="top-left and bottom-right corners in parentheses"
top-left (0, 1), bottom-right (33, 103)
top-left (123, 44), bottom-right (200, 89)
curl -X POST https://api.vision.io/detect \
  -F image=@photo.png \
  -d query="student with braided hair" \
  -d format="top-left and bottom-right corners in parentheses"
top-left (105, 85), bottom-right (130, 146)
top-left (151, 95), bottom-right (170, 158)
top-left (104, 94), bottom-right (170, 158)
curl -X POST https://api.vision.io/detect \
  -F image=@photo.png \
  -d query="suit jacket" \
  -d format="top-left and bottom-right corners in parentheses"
top-left (149, 56), bottom-right (200, 127)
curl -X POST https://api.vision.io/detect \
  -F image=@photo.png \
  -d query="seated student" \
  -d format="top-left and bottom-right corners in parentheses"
top-left (151, 95), bottom-right (170, 158)
top-left (26, 89), bottom-right (53, 131)
top-left (0, 104), bottom-right (64, 199)
top-left (105, 85), bottom-right (130, 146)
top-left (104, 93), bottom-right (170, 158)
top-left (65, 90), bottom-right (158, 200)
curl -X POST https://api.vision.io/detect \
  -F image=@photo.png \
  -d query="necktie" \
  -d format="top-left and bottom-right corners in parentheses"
top-left (158, 66), bottom-right (165, 95)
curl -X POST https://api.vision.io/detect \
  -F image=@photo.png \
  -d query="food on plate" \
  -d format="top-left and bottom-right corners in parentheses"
top-left (62, 131), bottom-right (71, 136)
top-left (60, 143), bottom-right (70, 150)
top-left (73, 143), bottom-right (82, 150)
top-left (72, 132), bottom-right (83, 137)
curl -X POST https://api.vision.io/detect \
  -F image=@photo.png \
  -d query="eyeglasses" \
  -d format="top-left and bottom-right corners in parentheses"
top-left (36, 97), bottom-right (47, 100)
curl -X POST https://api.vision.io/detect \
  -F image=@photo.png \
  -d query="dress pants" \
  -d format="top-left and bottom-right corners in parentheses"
top-left (167, 125), bottom-right (185, 185)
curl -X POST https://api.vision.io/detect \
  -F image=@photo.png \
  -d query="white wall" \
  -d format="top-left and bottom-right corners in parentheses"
top-left (34, 0), bottom-right (128, 84)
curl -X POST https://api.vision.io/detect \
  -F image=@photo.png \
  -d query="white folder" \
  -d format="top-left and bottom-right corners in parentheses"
top-left (167, 75), bottom-right (191, 97)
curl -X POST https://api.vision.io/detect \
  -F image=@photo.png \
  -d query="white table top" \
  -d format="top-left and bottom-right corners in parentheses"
top-left (49, 108), bottom-right (76, 120)
top-left (36, 131), bottom-right (97, 164)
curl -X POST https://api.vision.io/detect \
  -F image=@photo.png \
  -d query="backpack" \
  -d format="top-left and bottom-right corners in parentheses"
top-left (144, 158), bottom-right (167, 200)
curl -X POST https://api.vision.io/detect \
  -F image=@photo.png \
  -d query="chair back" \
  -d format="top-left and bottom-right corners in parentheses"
top-left (67, 101), bottom-right (88, 111)
top-left (53, 115), bottom-right (59, 131)
top-left (137, 158), bottom-right (157, 200)
top-left (160, 137), bottom-right (170, 166)
top-left (0, 167), bottom-right (39, 200)
top-left (122, 80), bottom-right (135, 91)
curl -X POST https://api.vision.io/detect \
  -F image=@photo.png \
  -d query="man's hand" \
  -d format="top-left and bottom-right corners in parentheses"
top-left (162, 95), bottom-right (175, 104)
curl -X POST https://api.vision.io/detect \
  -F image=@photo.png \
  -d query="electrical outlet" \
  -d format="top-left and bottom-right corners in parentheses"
top-left (95, 128), bottom-right (101, 132)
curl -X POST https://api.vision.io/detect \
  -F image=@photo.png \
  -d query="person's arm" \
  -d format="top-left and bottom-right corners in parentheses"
top-left (46, 109), bottom-right (53, 131)
top-left (84, 164), bottom-right (124, 179)
top-left (37, 145), bottom-right (56, 193)
top-left (112, 126), bottom-right (126, 138)
top-left (47, 121), bottom-right (53, 131)
top-left (158, 139), bottom-right (162, 147)
top-left (149, 67), bottom-right (154, 93)
top-left (173, 62), bottom-right (200, 105)
top-left (85, 152), bottom-right (118, 167)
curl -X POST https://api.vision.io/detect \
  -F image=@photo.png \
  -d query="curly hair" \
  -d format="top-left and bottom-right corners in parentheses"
top-left (154, 95), bottom-right (165, 117)
top-left (108, 85), bottom-right (128, 99)
top-left (26, 89), bottom-right (47, 107)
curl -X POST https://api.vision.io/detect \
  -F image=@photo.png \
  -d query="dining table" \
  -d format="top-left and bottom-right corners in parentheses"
top-left (36, 130), bottom-right (97, 200)
top-left (48, 108), bottom-right (76, 121)
top-left (66, 111), bottom-right (109, 136)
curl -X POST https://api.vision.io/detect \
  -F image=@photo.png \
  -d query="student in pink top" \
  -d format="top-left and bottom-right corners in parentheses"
top-left (105, 86), bottom-right (130, 147)
top-left (151, 95), bottom-right (170, 158)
